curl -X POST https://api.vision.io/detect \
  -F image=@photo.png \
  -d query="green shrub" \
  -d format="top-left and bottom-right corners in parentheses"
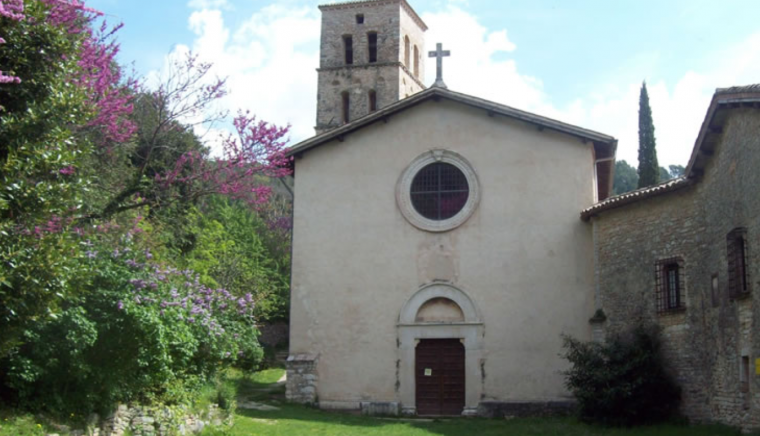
top-left (1, 236), bottom-right (262, 417)
top-left (562, 325), bottom-right (681, 426)
top-left (214, 380), bottom-right (236, 412)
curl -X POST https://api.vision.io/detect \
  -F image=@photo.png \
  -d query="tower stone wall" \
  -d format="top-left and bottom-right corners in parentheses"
top-left (316, 0), bottom-right (426, 134)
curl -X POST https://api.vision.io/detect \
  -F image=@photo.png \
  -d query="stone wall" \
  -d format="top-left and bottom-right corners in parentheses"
top-left (592, 108), bottom-right (760, 431)
top-left (316, 0), bottom-right (426, 133)
top-left (285, 354), bottom-right (319, 404)
top-left (316, 64), bottom-right (401, 133)
top-left (46, 404), bottom-right (229, 436)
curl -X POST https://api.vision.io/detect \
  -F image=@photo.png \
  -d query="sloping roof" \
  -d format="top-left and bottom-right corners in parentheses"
top-left (581, 177), bottom-right (693, 219)
top-left (581, 83), bottom-right (760, 220)
top-left (288, 87), bottom-right (616, 157)
top-left (683, 84), bottom-right (760, 179)
top-left (287, 86), bottom-right (618, 198)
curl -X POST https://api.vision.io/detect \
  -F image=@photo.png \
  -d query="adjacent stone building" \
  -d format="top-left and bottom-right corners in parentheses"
top-left (285, 0), bottom-right (759, 430)
top-left (583, 85), bottom-right (760, 430)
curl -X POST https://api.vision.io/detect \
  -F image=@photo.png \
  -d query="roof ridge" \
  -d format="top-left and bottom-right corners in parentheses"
top-left (581, 177), bottom-right (691, 219)
top-left (441, 88), bottom-right (616, 142)
top-left (716, 83), bottom-right (760, 95)
top-left (288, 86), bottom-right (617, 158)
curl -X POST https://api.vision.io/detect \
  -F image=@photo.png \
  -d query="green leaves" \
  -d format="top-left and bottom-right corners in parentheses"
top-left (637, 82), bottom-right (660, 189)
top-left (183, 196), bottom-right (290, 323)
top-left (562, 326), bottom-right (681, 426)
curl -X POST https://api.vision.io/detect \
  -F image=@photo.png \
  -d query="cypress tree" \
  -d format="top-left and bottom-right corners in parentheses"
top-left (637, 82), bottom-right (660, 188)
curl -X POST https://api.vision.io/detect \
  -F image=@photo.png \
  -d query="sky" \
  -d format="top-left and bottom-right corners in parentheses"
top-left (88, 0), bottom-right (760, 167)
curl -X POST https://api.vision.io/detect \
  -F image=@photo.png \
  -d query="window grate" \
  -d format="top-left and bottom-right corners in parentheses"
top-left (727, 228), bottom-right (750, 299)
top-left (410, 163), bottom-right (469, 221)
top-left (655, 257), bottom-right (685, 313)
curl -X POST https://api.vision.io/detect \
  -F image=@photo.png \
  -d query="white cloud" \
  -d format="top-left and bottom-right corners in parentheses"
top-left (187, 0), bottom-right (231, 10)
top-left (582, 31), bottom-right (760, 167)
top-left (153, 2), bottom-right (320, 153)
top-left (422, 6), bottom-right (550, 114)
top-left (423, 5), bottom-right (760, 167)
top-left (157, 1), bottom-right (759, 167)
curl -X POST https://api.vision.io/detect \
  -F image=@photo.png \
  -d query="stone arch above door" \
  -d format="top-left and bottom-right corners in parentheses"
top-left (399, 283), bottom-right (481, 325)
top-left (396, 283), bottom-right (484, 416)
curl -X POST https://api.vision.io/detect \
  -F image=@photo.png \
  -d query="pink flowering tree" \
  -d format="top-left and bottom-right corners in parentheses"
top-left (93, 53), bottom-right (292, 221)
top-left (1, 0), bottom-right (293, 359)
top-left (0, 0), bottom-right (136, 356)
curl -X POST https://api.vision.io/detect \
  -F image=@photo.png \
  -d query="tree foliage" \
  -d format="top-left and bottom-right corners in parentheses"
top-left (613, 160), bottom-right (639, 195)
top-left (613, 161), bottom-right (686, 196)
top-left (183, 195), bottom-right (291, 323)
top-left (637, 82), bottom-right (660, 188)
top-left (668, 164), bottom-right (685, 178)
top-left (3, 225), bottom-right (262, 415)
top-left (0, 0), bottom-right (292, 418)
top-left (0, 0), bottom-right (133, 356)
top-left (562, 326), bottom-right (681, 426)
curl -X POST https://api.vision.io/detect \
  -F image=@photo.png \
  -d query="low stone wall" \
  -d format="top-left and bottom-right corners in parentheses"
top-left (47, 404), bottom-right (230, 436)
top-left (286, 354), bottom-right (318, 404)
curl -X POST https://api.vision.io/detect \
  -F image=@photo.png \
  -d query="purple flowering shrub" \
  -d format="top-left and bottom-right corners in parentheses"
top-left (3, 235), bottom-right (263, 415)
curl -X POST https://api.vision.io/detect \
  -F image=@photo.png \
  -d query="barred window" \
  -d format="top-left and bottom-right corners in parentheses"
top-left (410, 163), bottom-right (469, 221)
top-left (727, 228), bottom-right (750, 299)
top-left (655, 258), bottom-right (685, 313)
top-left (396, 150), bottom-right (480, 232)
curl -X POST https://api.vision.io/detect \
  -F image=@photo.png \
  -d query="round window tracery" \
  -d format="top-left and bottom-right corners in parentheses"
top-left (396, 150), bottom-right (480, 232)
top-left (410, 163), bottom-right (469, 220)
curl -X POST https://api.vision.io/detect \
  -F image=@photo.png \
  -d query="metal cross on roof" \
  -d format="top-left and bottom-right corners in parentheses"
top-left (428, 42), bottom-right (450, 89)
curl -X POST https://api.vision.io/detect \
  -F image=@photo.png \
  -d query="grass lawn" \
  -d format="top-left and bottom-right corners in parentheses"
top-left (0, 412), bottom-right (53, 436)
top-left (217, 368), bottom-right (744, 436)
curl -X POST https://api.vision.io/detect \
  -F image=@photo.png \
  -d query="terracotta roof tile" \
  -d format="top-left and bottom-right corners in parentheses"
top-left (581, 177), bottom-right (692, 220)
top-left (716, 84), bottom-right (760, 95)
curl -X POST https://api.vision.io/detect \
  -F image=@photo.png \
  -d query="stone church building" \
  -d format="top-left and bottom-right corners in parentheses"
top-left (284, 0), bottom-right (759, 429)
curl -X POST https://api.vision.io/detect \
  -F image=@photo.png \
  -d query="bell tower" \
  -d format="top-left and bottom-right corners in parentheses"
top-left (316, 0), bottom-right (427, 134)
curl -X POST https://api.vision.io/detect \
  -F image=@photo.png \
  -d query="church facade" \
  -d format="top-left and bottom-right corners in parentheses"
top-left (284, 0), bottom-right (759, 429)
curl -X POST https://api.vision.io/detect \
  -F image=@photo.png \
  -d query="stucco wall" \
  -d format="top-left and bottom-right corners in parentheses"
top-left (593, 108), bottom-right (760, 430)
top-left (289, 99), bottom-right (598, 412)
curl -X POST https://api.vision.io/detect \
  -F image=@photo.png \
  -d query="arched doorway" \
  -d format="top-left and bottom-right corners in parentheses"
top-left (397, 284), bottom-right (484, 416)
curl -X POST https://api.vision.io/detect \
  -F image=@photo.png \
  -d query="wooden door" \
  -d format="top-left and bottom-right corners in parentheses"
top-left (415, 338), bottom-right (465, 416)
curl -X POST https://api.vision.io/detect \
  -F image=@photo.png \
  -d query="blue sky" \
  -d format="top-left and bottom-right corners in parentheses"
top-left (88, 0), bottom-right (760, 166)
